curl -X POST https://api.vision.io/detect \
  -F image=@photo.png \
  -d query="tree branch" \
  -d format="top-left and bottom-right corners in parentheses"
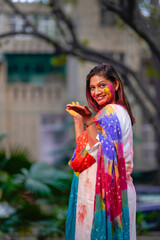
top-left (0, 31), bottom-right (67, 54)
top-left (101, 0), bottom-right (122, 14)
top-left (4, 0), bottom-right (37, 32)
top-left (122, 74), bottom-right (160, 138)
top-left (2, 0), bottom-right (160, 118)
top-left (126, 0), bottom-right (137, 20)
top-left (1, 28), bottom-right (160, 119)
top-left (51, 4), bottom-right (78, 45)
top-left (102, 0), bottom-right (160, 61)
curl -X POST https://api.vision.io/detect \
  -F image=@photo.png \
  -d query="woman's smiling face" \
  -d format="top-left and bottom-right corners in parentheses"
top-left (90, 75), bottom-right (116, 107)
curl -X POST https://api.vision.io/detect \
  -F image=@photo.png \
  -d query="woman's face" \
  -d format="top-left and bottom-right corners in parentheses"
top-left (89, 75), bottom-right (116, 107)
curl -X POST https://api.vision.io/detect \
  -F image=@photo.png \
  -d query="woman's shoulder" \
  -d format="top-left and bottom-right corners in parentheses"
top-left (107, 104), bottom-right (129, 117)
top-left (110, 104), bottom-right (132, 131)
top-left (95, 104), bottom-right (131, 125)
top-left (96, 104), bottom-right (126, 118)
top-left (95, 104), bottom-right (132, 135)
top-left (108, 103), bottom-right (126, 111)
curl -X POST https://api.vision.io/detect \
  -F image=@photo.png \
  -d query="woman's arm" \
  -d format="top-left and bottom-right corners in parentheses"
top-left (74, 115), bottom-right (84, 141)
top-left (66, 104), bottom-right (98, 148)
top-left (84, 116), bottom-right (98, 148)
top-left (66, 102), bottom-right (85, 141)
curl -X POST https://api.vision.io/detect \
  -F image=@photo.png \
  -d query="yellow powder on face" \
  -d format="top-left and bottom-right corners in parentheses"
top-left (104, 87), bottom-right (112, 98)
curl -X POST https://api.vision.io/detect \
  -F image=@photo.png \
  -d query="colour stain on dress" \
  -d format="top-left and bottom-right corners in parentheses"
top-left (85, 177), bottom-right (92, 192)
top-left (86, 177), bottom-right (90, 185)
top-left (77, 204), bottom-right (87, 224)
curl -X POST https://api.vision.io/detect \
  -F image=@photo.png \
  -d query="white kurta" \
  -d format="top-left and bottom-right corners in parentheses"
top-left (75, 104), bottom-right (136, 240)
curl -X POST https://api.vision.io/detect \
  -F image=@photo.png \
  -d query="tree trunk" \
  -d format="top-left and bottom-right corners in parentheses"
top-left (152, 55), bottom-right (160, 182)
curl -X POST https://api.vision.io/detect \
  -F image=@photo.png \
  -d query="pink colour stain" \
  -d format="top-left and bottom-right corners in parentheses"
top-left (85, 177), bottom-right (93, 193)
top-left (77, 204), bottom-right (87, 224)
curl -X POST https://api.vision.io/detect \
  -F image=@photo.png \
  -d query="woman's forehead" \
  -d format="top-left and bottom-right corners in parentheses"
top-left (90, 75), bottom-right (110, 85)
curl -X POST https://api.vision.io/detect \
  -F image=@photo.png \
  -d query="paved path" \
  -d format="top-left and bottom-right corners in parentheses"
top-left (1, 232), bottom-right (160, 240)
top-left (51, 235), bottom-right (160, 240)
top-left (137, 232), bottom-right (160, 240)
top-left (137, 237), bottom-right (160, 240)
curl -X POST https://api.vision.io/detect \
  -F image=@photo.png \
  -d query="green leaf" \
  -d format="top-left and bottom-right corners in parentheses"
top-left (82, 39), bottom-right (89, 46)
top-left (12, 174), bottom-right (25, 185)
top-left (44, 178), bottom-right (66, 191)
top-left (21, 168), bottom-right (29, 177)
top-left (30, 162), bottom-right (49, 174)
top-left (0, 146), bottom-right (32, 174)
top-left (50, 54), bottom-right (66, 67)
top-left (25, 178), bottom-right (52, 196)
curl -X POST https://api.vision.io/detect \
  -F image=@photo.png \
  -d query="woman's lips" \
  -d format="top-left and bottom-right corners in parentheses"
top-left (95, 96), bottom-right (105, 101)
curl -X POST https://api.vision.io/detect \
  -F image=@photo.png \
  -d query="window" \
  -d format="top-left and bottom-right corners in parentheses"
top-left (24, 64), bottom-right (30, 73)
top-left (9, 14), bottom-right (30, 32)
top-left (8, 14), bottom-right (56, 36)
top-left (8, 64), bottom-right (18, 73)
top-left (5, 54), bottom-right (66, 84)
top-left (37, 15), bottom-right (56, 36)
top-left (40, 114), bottom-right (69, 164)
top-left (35, 64), bottom-right (44, 73)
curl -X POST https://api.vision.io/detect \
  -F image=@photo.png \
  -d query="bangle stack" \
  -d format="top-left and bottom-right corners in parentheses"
top-left (84, 121), bottom-right (95, 128)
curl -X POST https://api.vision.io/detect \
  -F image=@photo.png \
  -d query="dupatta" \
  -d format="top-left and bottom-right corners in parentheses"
top-left (65, 105), bottom-right (130, 240)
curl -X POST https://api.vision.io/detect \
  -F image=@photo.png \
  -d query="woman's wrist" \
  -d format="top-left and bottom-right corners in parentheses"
top-left (83, 117), bottom-right (95, 128)
top-left (84, 116), bottom-right (92, 124)
top-left (74, 115), bottom-right (83, 121)
top-left (84, 121), bottom-right (95, 128)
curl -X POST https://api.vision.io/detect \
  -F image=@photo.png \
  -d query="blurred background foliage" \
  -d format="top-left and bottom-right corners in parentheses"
top-left (0, 130), bottom-right (159, 239)
top-left (0, 134), bottom-right (73, 239)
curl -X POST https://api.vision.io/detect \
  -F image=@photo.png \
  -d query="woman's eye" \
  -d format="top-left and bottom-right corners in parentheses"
top-left (90, 87), bottom-right (94, 90)
top-left (100, 84), bottom-right (106, 88)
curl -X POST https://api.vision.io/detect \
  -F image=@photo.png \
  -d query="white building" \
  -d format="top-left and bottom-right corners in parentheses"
top-left (0, 0), bottom-right (70, 163)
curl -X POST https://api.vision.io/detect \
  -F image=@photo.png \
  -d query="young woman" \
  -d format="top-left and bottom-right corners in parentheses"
top-left (65, 63), bottom-right (136, 240)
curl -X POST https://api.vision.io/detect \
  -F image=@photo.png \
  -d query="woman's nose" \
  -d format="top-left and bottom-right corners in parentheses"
top-left (95, 87), bottom-right (101, 95)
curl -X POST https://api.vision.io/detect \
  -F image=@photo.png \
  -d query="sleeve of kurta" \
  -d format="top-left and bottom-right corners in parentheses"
top-left (68, 131), bottom-right (98, 173)
top-left (86, 135), bottom-right (100, 161)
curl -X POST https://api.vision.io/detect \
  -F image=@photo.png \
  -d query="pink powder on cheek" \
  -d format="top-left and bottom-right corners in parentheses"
top-left (90, 92), bottom-right (94, 98)
top-left (107, 84), bottom-right (113, 95)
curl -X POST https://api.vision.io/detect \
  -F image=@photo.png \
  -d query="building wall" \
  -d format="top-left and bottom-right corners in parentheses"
top-left (0, 2), bottom-right (68, 162)
top-left (0, 58), bottom-right (67, 161)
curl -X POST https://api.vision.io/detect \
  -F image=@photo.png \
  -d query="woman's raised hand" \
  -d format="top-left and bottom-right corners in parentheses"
top-left (66, 102), bottom-right (92, 121)
top-left (66, 102), bottom-right (83, 119)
